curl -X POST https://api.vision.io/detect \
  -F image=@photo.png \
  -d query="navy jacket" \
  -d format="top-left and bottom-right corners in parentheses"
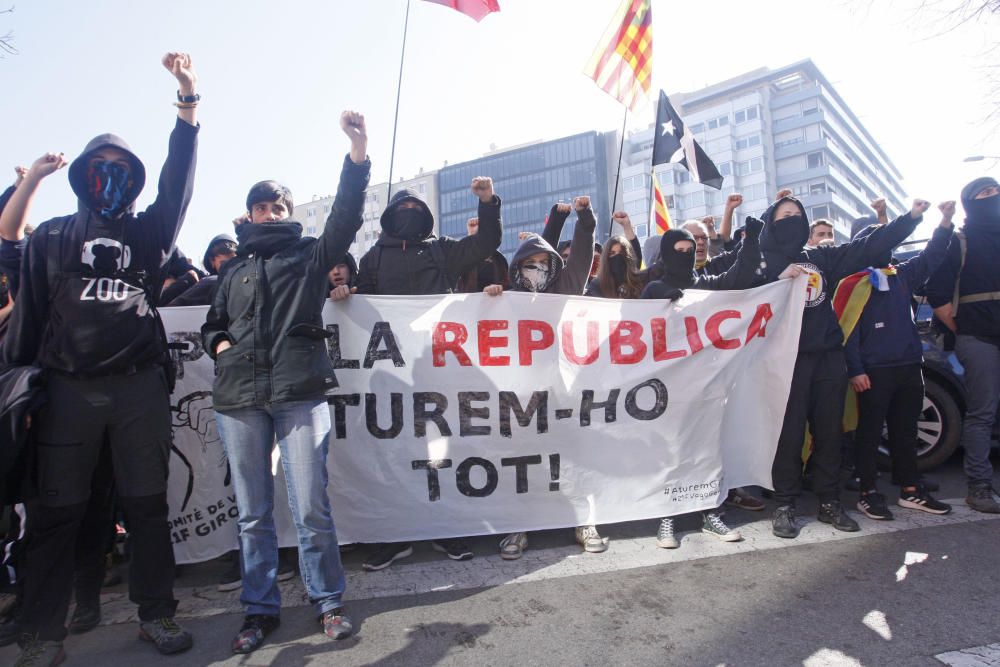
top-left (845, 225), bottom-right (953, 376)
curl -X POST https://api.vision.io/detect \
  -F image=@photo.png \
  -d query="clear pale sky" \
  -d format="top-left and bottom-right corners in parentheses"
top-left (1, 0), bottom-right (996, 257)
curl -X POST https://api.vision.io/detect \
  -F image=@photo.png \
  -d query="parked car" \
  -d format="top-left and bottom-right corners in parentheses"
top-left (877, 238), bottom-right (1000, 471)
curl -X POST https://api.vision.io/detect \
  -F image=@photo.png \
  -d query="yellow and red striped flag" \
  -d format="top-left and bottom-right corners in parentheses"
top-left (584, 0), bottom-right (653, 110)
top-left (651, 169), bottom-right (671, 235)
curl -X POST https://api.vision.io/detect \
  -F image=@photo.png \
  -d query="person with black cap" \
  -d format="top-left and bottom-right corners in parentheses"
top-left (640, 220), bottom-right (769, 547)
top-left (202, 111), bottom-right (369, 654)
top-left (926, 176), bottom-right (1000, 513)
top-left (758, 193), bottom-right (931, 539)
top-left (341, 176), bottom-right (501, 570)
top-left (845, 204), bottom-right (955, 521)
top-left (163, 234), bottom-right (237, 307)
top-left (1, 52), bottom-right (199, 664)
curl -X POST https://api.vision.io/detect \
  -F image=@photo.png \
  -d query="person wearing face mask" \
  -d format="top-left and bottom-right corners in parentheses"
top-left (640, 221), bottom-right (769, 547)
top-left (483, 196), bottom-right (599, 558)
top-left (202, 111), bottom-right (369, 654)
top-left (926, 176), bottom-right (1000, 513)
top-left (586, 229), bottom-right (645, 298)
top-left (758, 193), bottom-right (931, 539)
top-left (0, 53), bottom-right (199, 663)
top-left (350, 178), bottom-right (501, 296)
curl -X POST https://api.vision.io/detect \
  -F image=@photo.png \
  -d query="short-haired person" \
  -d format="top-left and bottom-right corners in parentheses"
top-left (926, 176), bottom-right (1000, 513)
top-left (202, 111), bottom-right (369, 654)
top-left (758, 194), bottom-right (931, 538)
top-left (2, 53), bottom-right (200, 663)
top-left (807, 220), bottom-right (835, 248)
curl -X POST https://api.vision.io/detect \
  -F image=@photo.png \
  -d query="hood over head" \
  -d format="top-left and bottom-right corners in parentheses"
top-left (658, 228), bottom-right (697, 289)
top-left (69, 133), bottom-right (146, 219)
top-left (759, 195), bottom-right (810, 279)
top-left (509, 233), bottom-right (563, 292)
top-left (379, 188), bottom-right (435, 241)
top-left (961, 176), bottom-right (1000, 227)
top-left (246, 180), bottom-right (294, 216)
top-left (203, 233), bottom-right (238, 275)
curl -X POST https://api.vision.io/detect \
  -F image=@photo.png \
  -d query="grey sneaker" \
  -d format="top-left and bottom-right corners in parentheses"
top-left (656, 517), bottom-right (678, 548)
top-left (138, 617), bottom-right (193, 655)
top-left (14, 634), bottom-right (65, 667)
top-left (702, 512), bottom-right (742, 542)
top-left (966, 484), bottom-right (1000, 514)
top-left (574, 525), bottom-right (608, 553)
top-left (499, 532), bottom-right (528, 560)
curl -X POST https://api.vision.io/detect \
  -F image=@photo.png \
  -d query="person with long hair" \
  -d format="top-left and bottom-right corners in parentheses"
top-left (586, 228), bottom-right (645, 299)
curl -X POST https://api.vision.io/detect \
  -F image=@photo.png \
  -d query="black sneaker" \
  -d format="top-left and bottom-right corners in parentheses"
top-left (857, 492), bottom-right (894, 520)
top-left (362, 543), bottom-right (414, 571)
top-left (772, 505), bottom-right (799, 538)
top-left (966, 484), bottom-right (1000, 514)
top-left (68, 601), bottom-right (101, 634)
top-left (431, 538), bottom-right (474, 561)
top-left (899, 488), bottom-right (952, 515)
top-left (217, 550), bottom-right (242, 592)
top-left (232, 614), bottom-right (280, 655)
top-left (818, 501), bottom-right (860, 532)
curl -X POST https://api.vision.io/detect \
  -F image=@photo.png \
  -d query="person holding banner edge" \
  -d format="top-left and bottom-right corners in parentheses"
top-left (202, 111), bottom-right (369, 654)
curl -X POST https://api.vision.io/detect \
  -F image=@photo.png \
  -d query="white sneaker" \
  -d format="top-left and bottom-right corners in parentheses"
top-left (499, 532), bottom-right (528, 560)
top-left (702, 512), bottom-right (742, 542)
top-left (656, 517), bottom-right (679, 548)
top-left (574, 525), bottom-right (608, 553)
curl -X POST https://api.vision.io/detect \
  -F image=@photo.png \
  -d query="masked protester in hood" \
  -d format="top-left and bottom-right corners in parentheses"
top-left (757, 193), bottom-right (931, 540)
top-left (456, 217), bottom-right (510, 292)
top-left (926, 176), bottom-right (1000, 512)
top-left (483, 197), bottom-right (607, 558)
top-left (844, 206), bottom-right (956, 521)
top-left (641, 220), bottom-right (767, 547)
top-left (202, 111), bottom-right (370, 654)
top-left (0, 52), bottom-right (199, 662)
top-left (349, 177), bottom-right (502, 297)
top-left (346, 178), bottom-right (501, 573)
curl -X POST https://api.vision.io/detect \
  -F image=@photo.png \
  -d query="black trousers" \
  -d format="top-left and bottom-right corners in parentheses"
top-left (854, 363), bottom-right (924, 492)
top-left (20, 368), bottom-right (177, 641)
top-left (772, 349), bottom-right (848, 505)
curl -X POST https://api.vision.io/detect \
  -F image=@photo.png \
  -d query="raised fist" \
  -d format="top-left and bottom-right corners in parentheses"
top-left (701, 215), bottom-right (716, 232)
top-left (574, 196), bottom-right (591, 211)
top-left (232, 214), bottom-right (250, 229)
top-left (555, 203), bottom-right (572, 215)
top-left (937, 200), bottom-right (956, 220)
top-left (911, 199), bottom-right (931, 218)
top-left (870, 198), bottom-right (887, 215)
top-left (340, 111), bottom-right (367, 142)
top-left (27, 152), bottom-right (68, 181)
top-left (518, 231), bottom-right (532, 240)
top-left (612, 211), bottom-right (631, 226)
top-left (725, 193), bottom-right (743, 209)
top-left (14, 166), bottom-right (27, 186)
top-left (743, 215), bottom-right (764, 239)
top-left (466, 217), bottom-right (479, 235)
top-left (472, 177), bottom-right (494, 203)
top-left (162, 52), bottom-right (197, 94)
top-left (775, 188), bottom-right (792, 200)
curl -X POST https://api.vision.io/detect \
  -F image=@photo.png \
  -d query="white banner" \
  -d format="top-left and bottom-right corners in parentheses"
top-left (163, 276), bottom-right (806, 564)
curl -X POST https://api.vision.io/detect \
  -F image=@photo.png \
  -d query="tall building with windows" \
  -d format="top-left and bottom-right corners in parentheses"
top-left (436, 132), bottom-right (616, 257)
top-left (294, 170), bottom-right (439, 260)
top-left (619, 60), bottom-right (907, 243)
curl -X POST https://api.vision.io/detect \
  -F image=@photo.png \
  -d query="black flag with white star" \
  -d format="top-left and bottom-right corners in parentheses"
top-left (651, 89), bottom-right (724, 190)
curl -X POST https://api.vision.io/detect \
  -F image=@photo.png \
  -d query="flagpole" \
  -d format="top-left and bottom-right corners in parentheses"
top-left (387, 0), bottom-right (412, 201)
top-left (608, 106), bottom-right (628, 241)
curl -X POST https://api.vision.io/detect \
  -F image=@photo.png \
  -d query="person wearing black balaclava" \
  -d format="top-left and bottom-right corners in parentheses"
top-left (349, 177), bottom-right (501, 296)
top-left (640, 221), bottom-right (769, 548)
top-left (202, 111), bottom-right (369, 655)
top-left (758, 193), bottom-right (931, 540)
top-left (1, 53), bottom-right (199, 663)
top-left (926, 176), bottom-right (1000, 513)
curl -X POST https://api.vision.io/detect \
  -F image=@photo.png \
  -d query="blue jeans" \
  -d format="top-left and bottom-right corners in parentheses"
top-left (215, 400), bottom-right (345, 616)
top-left (955, 335), bottom-right (1000, 485)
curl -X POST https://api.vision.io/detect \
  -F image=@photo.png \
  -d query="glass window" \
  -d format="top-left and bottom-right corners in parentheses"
top-left (689, 123), bottom-right (704, 134)
top-left (747, 106), bottom-right (758, 121)
top-left (708, 118), bottom-right (718, 130)
top-left (735, 110), bottom-right (746, 124)
top-left (812, 205), bottom-right (830, 219)
top-left (750, 157), bottom-right (763, 173)
top-left (807, 152), bottom-right (824, 169)
top-left (718, 115), bottom-right (729, 127)
top-left (810, 182), bottom-right (826, 195)
top-left (719, 162), bottom-right (732, 176)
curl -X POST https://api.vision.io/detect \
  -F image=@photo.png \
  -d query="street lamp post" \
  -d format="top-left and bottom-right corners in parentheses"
top-left (963, 155), bottom-right (1000, 162)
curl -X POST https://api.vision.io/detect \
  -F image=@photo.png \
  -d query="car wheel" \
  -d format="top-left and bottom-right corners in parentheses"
top-left (877, 377), bottom-right (962, 471)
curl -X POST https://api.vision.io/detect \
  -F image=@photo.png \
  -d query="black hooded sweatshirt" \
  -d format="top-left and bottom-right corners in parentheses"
top-left (2, 118), bottom-right (199, 375)
top-left (356, 188), bottom-right (502, 295)
top-left (758, 196), bottom-right (921, 353)
top-left (925, 177), bottom-right (1000, 340)
top-left (508, 207), bottom-right (596, 295)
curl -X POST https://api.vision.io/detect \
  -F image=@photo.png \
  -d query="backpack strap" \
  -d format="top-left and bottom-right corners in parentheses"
top-left (949, 230), bottom-right (967, 317)
top-left (45, 218), bottom-right (70, 303)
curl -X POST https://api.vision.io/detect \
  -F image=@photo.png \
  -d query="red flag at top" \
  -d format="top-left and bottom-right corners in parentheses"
top-left (421, 0), bottom-right (500, 22)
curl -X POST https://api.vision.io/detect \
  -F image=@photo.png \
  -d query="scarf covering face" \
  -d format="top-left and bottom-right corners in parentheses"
top-left (962, 177), bottom-right (1000, 228)
top-left (87, 161), bottom-right (133, 219)
top-left (236, 221), bottom-right (303, 258)
top-left (759, 197), bottom-right (810, 281)
top-left (608, 253), bottom-right (628, 284)
top-left (390, 208), bottom-right (432, 242)
top-left (658, 229), bottom-right (697, 289)
top-left (515, 256), bottom-right (554, 292)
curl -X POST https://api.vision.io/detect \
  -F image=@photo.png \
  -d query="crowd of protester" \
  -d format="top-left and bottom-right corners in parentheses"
top-left (0, 52), bottom-right (998, 665)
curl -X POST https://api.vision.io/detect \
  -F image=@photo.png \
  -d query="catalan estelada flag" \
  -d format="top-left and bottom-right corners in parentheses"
top-left (651, 169), bottom-right (671, 235)
top-left (584, 0), bottom-right (652, 110)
